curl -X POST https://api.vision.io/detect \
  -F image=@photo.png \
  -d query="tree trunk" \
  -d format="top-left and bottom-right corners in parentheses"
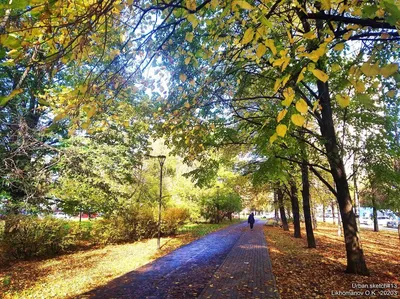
top-left (278, 187), bottom-right (289, 231)
top-left (300, 142), bottom-right (316, 247)
top-left (286, 206), bottom-right (292, 220)
top-left (353, 152), bottom-right (360, 230)
top-left (290, 179), bottom-right (301, 238)
top-left (337, 203), bottom-right (342, 237)
top-left (331, 202), bottom-right (335, 224)
top-left (316, 77), bottom-right (369, 275)
top-left (311, 198), bottom-right (317, 230)
top-left (274, 189), bottom-right (279, 220)
top-left (372, 197), bottom-right (379, 232)
top-left (323, 203), bottom-right (326, 222)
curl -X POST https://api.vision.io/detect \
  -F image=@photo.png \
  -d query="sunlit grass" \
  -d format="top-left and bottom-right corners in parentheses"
top-left (265, 222), bottom-right (400, 299)
top-left (0, 219), bottom-right (241, 299)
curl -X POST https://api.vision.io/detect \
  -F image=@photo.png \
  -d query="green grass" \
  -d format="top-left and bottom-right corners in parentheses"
top-left (178, 219), bottom-right (242, 237)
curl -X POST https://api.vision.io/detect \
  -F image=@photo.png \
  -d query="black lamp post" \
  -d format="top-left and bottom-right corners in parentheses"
top-left (145, 154), bottom-right (166, 249)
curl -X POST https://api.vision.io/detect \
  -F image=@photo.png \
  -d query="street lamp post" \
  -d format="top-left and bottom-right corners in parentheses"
top-left (145, 154), bottom-right (166, 250)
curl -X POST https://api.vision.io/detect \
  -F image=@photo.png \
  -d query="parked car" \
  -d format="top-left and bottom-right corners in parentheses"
top-left (377, 216), bottom-right (391, 226)
top-left (387, 217), bottom-right (399, 228)
top-left (52, 211), bottom-right (71, 219)
top-left (360, 217), bottom-right (372, 226)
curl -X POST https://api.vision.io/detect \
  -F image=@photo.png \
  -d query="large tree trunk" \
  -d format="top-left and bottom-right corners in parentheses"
top-left (316, 78), bottom-right (369, 275)
top-left (289, 179), bottom-right (301, 238)
top-left (372, 197), bottom-right (379, 232)
top-left (278, 187), bottom-right (289, 231)
top-left (300, 159), bottom-right (316, 247)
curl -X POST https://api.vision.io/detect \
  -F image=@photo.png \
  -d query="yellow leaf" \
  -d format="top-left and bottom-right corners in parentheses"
top-left (376, 8), bottom-right (385, 18)
top-left (277, 109), bottom-right (288, 123)
top-left (287, 30), bottom-right (294, 44)
top-left (242, 28), bottom-right (254, 45)
top-left (295, 99), bottom-right (308, 113)
top-left (354, 81), bottom-right (365, 93)
top-left (186, 0), bottom-right (196, 10)
top-left (276, 124), bottom-right (287, 137)
top-left (54, 113), bottom-right (66, 122)
top-left (282, 75), bottom-right (291, 88)
top-left (281, 56), bottom-right (290, 71)
top-left (269, 133), bottom-right (278, 144)
top-left (311, 69), bottom-right (329, 82)
top-left (87, 106), bottom-right (96, 119)
top-left (296, 67), bottom-right (306, 84)
top-left (185, 32), bottom-right (194, 42)
top-left (265, 39), bottom-right (277, 56)
top-left (333, 43), bottom-right (344, 51)
top-left (180, 74), bottom-right (187, 82)
top-left (211, 0), bottom-right (218, 9)
top-left (291, 114), bottom-right (305, 127)
top-left (331, 64), bottom-right (340, 72)
top-left (343, 31), bottom-right (352, 40)
top-left (232, 0), bottom-right (253, 10)
top-left (303, 31), bottom-right (317, 40)
top-left (256, 44), bottom-right (267, 58)
top-left (274, 78), bottom-right (282, 93)
top-left (336, 94), bottom-right (350, 108)
top-left (387, 90), bottom-right (395, 97)
top-left (185, 57), bottom-right (191, 65)
top-left (8, 88), bottom-right (23, 99)
top-left (380, 63), bottom-right (398, 78)
top-left (184, 102), bottom-right (191, 108)
top-left (186, 14), bottom-right (199, 28)
top-left (320, 0), bottom-right (330, 10)
top-left (282, 87), bottom-right (295, 107)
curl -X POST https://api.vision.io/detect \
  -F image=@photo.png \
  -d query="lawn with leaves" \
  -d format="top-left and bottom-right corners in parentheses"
top-left (0, 220), bottom-right (241, 299)
top-left (265, 222), bottom-right (400, 299)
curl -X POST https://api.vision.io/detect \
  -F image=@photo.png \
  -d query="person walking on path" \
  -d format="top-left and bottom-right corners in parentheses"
top-left (248, 212), bottom-right (255, 230)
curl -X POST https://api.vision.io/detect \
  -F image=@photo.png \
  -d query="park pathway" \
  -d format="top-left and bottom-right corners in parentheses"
top-left (84, 220), bottom-right (278, 299)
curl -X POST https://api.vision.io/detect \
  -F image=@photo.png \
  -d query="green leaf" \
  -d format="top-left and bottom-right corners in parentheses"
top-left (10, 0), bottom-right (28, 9)
top-left (383, 0), bottom-right (400, 25)
top-left (4, 34), bottom-right (21, 49)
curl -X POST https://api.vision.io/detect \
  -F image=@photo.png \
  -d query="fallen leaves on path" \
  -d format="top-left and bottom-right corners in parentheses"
top-left (265, 222), bottom-right (400, 299)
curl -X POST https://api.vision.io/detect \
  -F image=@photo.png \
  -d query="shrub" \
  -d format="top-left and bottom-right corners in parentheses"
top-left (162, 207), bottom-right (190, 235)
top-left (91, 206), bottom-right (157, 245)
top-left (1, 215), bottom-right (73, 259)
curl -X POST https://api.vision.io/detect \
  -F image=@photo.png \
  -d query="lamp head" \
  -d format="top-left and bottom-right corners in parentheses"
top-left (157, 155), bottom-right (166, 165)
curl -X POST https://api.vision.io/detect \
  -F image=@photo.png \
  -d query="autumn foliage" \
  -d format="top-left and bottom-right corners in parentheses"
top-left (265, 223), bottom-right (400, 299)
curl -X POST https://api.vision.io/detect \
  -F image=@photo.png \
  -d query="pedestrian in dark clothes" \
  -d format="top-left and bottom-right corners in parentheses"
top-left (248, 212), bottom-right (255, 230)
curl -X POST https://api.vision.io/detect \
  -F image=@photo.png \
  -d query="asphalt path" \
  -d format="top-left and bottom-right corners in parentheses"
top-left (83, 221), bottom-right (249, 298)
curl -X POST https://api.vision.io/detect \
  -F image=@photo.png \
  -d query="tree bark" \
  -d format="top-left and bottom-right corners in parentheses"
top-left (372, 197), bottom-right (379, 232)
top-left (278, 187), bottom-right (289, 231)
top-left (299, 138), bottom-right (316, 247)
top-left (322, 203), bottom-right (326, 222)
top-left (331, 202), bottom-right (336, 224)
top-left (311, 198), bottom-right (317, 230)
top-left (316, 77), bottom-right (369, 275)
top-left (290, 179), bottom-right (301, 238)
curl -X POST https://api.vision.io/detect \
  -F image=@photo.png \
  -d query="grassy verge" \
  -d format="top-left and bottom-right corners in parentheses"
top-left (0, 219), bottom-right (241, 299)
top-left (265, 221), bottom-right (400, 299)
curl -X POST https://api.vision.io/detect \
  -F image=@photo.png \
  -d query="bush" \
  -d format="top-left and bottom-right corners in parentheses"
top-left (1, 215), bottom-right (74, 259)
top-left (91, 206), bottom-right (158, 245)
top-left (162, 207), bottom-right (190, 235)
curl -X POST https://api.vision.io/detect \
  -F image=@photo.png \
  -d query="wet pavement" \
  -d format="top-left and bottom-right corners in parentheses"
top-left (83, 220), bottom-right (279, 298)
